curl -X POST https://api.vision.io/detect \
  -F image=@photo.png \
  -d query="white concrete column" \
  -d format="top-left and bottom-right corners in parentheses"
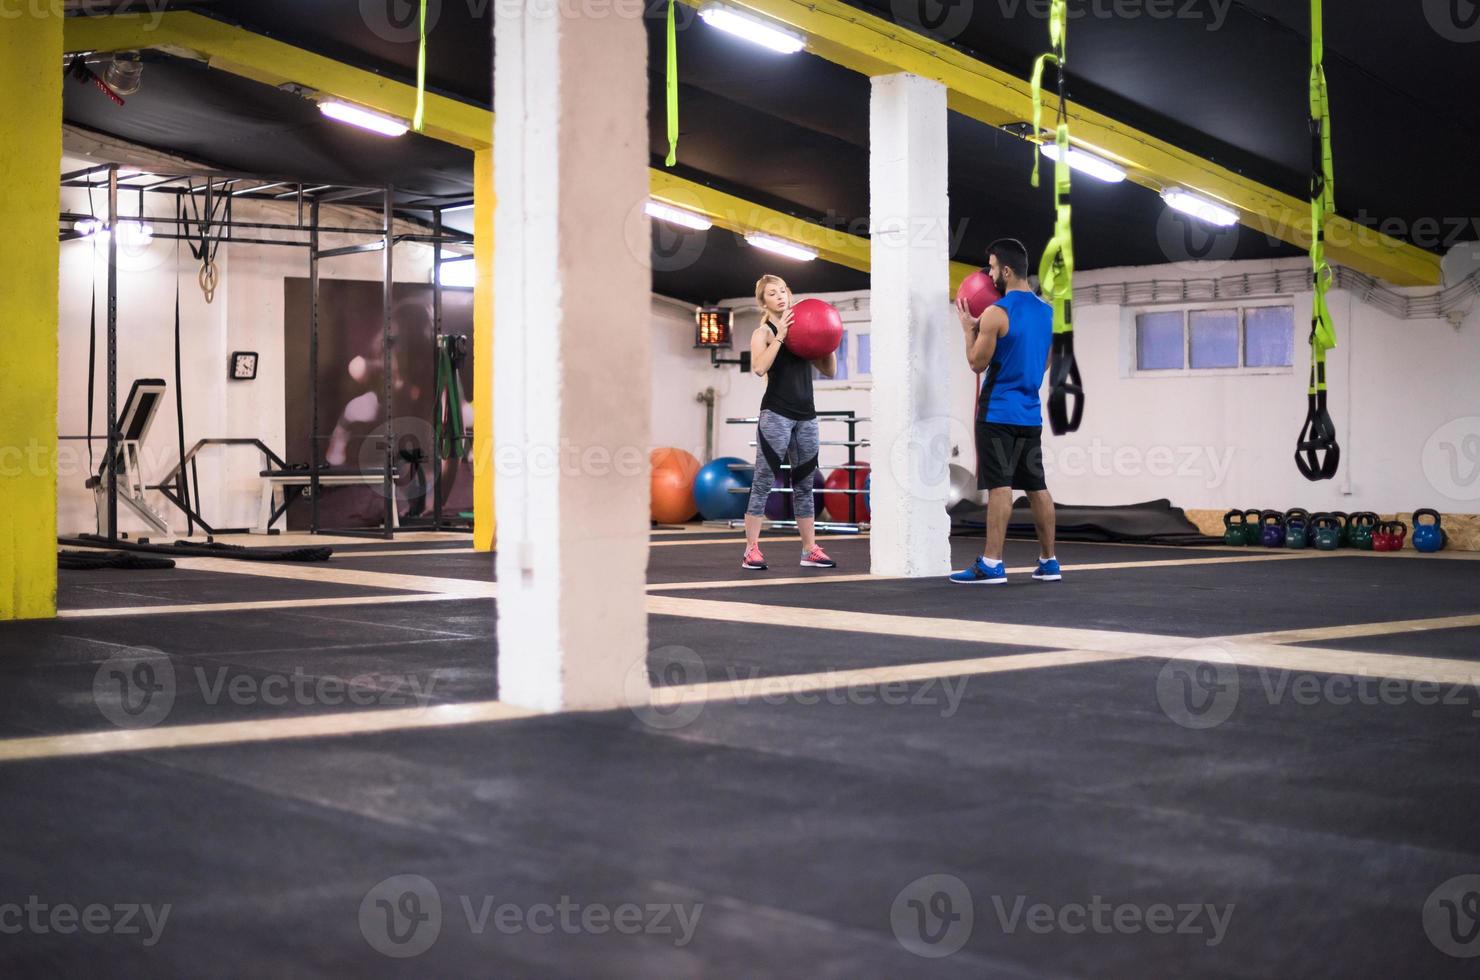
top-left (868, 73), bottom-right (953, 578)
top-left (493, 8), bottom-right (651, 710)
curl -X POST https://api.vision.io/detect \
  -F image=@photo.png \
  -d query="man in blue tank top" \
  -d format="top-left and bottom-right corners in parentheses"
top-left (949, 238), bottom-right (1062, 585)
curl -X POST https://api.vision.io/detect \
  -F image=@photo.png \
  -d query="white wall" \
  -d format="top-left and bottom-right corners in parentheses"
top-left (57, 156), bottom-right (437, 535)
top-left (652, 257), bottom-right (1480, 519)
top-left (1022, 258), bottom-right (1480, 515)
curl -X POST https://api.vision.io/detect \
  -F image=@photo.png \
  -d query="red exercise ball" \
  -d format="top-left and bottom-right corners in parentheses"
top-left (822, 463), bottom-right (870, 523)
top-left (956, 270), bottom-right (1002, 318)
top-left (785, 298), bottom-right (844, 360)
top-left (650, 448), bottom-right (700, 524)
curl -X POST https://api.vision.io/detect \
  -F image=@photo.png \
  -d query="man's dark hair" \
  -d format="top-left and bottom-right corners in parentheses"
top-left (985, 238), bottom-right (1030, 280)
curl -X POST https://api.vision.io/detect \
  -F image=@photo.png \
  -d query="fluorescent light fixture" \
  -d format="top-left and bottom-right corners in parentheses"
top-left (318, 100), bottom-right (410, 137)
top-left (1160, 187), bottom-right (1239, 227)
top-left (743, 232), bottom-right (817, 261)
top-left (438, 253), bottom-right (476, 288)
top-left (1039, 144), bottom-right (1126, 183)
top-left (74, 219), bottom-right (152, 245)
top-left (698, 4), bottom-right (805, 54)
top-left (645, 200), bottom-right (713, 231)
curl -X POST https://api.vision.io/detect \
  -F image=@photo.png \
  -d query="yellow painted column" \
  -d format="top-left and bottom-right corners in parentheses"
top-left (0, 11), bottom-right (63, 619)
top-left (472, 147), bottom-right (496, 551)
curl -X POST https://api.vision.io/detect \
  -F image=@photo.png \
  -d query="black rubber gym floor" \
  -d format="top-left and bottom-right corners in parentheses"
top-left (4, 538), bottom-right (1478, 976)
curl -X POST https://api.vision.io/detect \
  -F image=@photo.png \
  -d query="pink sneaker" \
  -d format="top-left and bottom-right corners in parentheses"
top-left (741, 545), bottom-right (767, 571)
top-left (800, 546), bottom-right (836, 568)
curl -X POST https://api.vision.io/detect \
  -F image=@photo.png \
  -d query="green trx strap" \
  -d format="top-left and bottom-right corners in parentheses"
top-left (413, 0), bottom-right (428, 132)
top-left (1295, 0), bottom-right (1340, 481)
top-left (434, 335), bottom-right (469, 461)
top-left (665, 0), bottom-right (679, 166)
top-left (1030, 0), bottom-right (1083, 434)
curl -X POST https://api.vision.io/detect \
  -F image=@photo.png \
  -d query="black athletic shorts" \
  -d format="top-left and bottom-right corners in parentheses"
top-left (975, 422), bottom-right (1047, 492)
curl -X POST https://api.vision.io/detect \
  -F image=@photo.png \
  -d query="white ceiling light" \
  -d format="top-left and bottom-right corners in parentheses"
top-left (698, 4), bottom-right (806, 54)
top-left (744, 232), bottom-right (817, 261)
top-left (1039, 144), bottom-right (1126, 183)
top-left (645, 200), bottom-right (714, 231)
top-left (437, 255), bottom-right (476, 289)
top-left (74, 219), bottom-right (153, 246)
top-left (318, 100), bottom-right (410, 137)
top-left (1160, 187), bottom-right (1239, 227)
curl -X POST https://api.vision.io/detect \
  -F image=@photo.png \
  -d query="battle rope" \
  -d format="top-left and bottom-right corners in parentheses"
top-left (1030, 0), bottom-right (1084, 435)
top-left (1295, 0), bottom-right (1340, 481)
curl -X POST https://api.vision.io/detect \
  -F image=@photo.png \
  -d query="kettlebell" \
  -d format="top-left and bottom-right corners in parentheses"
top-left (1259, 510), bottom-right (1286, 548)
top-left (1382, 520), bottom-right (1407, 551)
top-left (1312, 513), bottom-right (1341, 551)
top-left (1242, 508), bottom-right (1265, 546)
top-left (1373, 521), bottom-right (1396, 552)
top-left (1222, 509), bottom-right (1246, 546)
top-left (1285, 508), bottom-right (1310, 549)
top-left (1348, 512), bottom-right (1378, 551)
top-left (1412, 509), bottom-right (1447, 553)
top-left (1331, 511), bottom-right (1351, 547)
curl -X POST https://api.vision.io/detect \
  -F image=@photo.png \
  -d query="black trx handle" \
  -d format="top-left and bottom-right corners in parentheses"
top-left (1047, 331), bottom-right (1083, 436)
top-left (1295, 385), bottom-right (1340, 480)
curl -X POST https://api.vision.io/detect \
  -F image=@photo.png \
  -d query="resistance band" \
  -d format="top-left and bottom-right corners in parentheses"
top-left (1295, 0), bottom-right (1340, 481)
top-left (173, 237), bottom-right (196, 536)
top-left (666, 0), bottom-right (679, 166)
top-left (414, 0), bottom-right (428, 132)
top-left (1030, 0), bottom-right (1083, 435)
top-left (434, 335), bottom-right (469, 461)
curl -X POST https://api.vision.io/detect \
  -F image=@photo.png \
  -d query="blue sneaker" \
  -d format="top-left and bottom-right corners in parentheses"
top-left (949, 557), bottom-right (1007, 585)
top-left (1033, 557), bottom-right (1062, 582)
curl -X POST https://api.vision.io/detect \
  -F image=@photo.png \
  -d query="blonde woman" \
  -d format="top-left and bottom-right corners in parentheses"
top-left (741, 275), bottom-right (838, 571)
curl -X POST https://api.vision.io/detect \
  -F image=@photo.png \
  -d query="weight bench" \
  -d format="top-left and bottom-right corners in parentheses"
top-left (257, 467), bottom-right (401, 533)
top-left (87, 378), bottom-right (173, 539)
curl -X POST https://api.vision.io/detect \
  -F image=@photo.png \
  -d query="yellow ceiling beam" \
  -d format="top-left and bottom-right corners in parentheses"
top-left (678, 0), bottom-right (1440, 286)
top-left (65, 12), bottom-right (491, 149)
top-left (65, 12), bottom-right (979, 288)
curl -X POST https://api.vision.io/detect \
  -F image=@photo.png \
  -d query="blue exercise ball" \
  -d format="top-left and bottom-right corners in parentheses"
top-left (694, 456), bottom-right (751, 521)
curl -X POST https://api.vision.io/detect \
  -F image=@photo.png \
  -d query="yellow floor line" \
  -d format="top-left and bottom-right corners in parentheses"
top-left (1224, 613), bottom-right (1480, 646)
top-left (650, 648), bottom-right (1142, 708)
top-left (57, 592), bottom-right (479, 620)
top-left (1163, 640), bottom-right (1480, 687)
top-left (334, 548), bottom-right (480, 559)
top-left (168, 557), bottom-right (495, 596)
top-left (0, 699), bottom-right (537, 762)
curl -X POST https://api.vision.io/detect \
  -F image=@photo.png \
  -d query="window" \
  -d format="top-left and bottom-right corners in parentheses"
top-left (1133, 304), bottom-right (1294, 375)
top-left (1136, 311), bottom-right (1185, 370)
top-left (1244, 306), bottom-right (1295, 368)
top-left (815, 332), bottom-right (850, 381)
top-left (856, 333), bottom-right (871, 376)
top-left (1189, 309), bottom-right (1239, 368)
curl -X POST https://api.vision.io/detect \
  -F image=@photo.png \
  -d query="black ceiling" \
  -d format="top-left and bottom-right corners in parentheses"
top-left (63, 1), bottom-right (1477, 301)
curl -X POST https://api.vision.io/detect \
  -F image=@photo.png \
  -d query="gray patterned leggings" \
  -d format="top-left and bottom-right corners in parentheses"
top-left (746, 410), bottom-right (821, 518)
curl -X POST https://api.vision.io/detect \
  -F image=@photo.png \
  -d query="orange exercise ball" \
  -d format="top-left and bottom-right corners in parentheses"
top-left (650, 448), bottom-right (701, 524)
